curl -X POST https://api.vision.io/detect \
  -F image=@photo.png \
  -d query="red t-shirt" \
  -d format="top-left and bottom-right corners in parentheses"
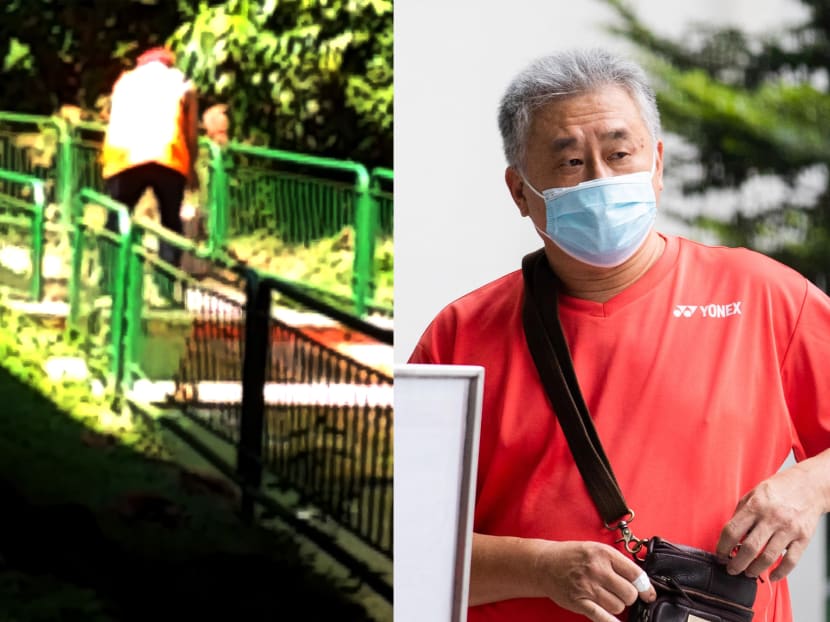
top-left (409, 235), bottom-right (830, 622)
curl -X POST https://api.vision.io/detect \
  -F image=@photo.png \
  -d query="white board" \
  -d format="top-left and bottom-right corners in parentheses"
top-left (394, 364), bottom-right (485, 622)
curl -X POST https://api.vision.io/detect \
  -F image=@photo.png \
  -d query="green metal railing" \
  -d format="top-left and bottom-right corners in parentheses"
top-left (370, 167), bottom-right (393, 237)
top-left (118, 217), bottom-right (394, 558)
top-left (0, 112), bottom-right (72, 225)
top-left (69, 188), bottom-right (132, 382)
top-left (224, 143), bottom-right (366, 241)
top-left (0, 169), bottom-right (47, 300)
top-left (61, 124), bottom-right (230, 260)
top-left (64, 185), bottom-right (234, 400)
top-left (69, 121), bottom-right (107, 196)
top-left (0, 111), bottom-right (392, 317)
top-left (200, 137), bottom-right (230, 256)
top-left (62, 125), bottom-right (229, 270)
top-left (122, 216), bottom-right (217, 391)
top-left (66, 189), bottom-right (393, 397)
top-left (1, 181), bottom-right (395, 579)
top-left (0, 105), bottom-right (396, 592)
top-left (224, 143), bottom-right (378, 316)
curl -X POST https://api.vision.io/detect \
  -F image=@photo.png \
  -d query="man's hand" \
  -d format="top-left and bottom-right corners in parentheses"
top-left (716, 451), bottom-right (830, 581)
top-left (533, 540), bottom-right (656, 622)
top-left (470, 534), bottom-right (655, 622)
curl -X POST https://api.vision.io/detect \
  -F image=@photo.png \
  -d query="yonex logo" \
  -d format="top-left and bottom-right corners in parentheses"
top-left (673, 302), bottom-right (742, 318)
top-left (673, 305), bottom-right (697, 318)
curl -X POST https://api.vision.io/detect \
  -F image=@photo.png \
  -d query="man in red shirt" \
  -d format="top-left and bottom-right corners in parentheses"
top-left (409, 48), bottom-right (830, 622)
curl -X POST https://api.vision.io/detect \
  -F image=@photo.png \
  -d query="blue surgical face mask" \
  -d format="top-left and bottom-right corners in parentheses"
top-left (524, 156), bottom-right (658, 268)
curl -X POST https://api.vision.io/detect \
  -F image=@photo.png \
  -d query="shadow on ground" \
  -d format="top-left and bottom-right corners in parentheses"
top-left (0, 365), bottom-right (376, 621)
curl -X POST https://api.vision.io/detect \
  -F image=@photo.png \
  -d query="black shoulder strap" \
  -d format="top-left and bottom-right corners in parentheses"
top-left (520, 248), bottom-right (631, 524)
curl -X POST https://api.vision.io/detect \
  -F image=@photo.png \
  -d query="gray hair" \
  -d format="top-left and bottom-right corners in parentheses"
top-left (498, 49), bottom-right (661, 169)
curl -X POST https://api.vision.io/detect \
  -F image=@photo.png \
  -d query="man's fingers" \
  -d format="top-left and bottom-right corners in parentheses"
top-left (634, 573), bottom-right (658, 604)
top-left (608, 570), bottom-right (655, 605)
top-left (575, 598), bottom-right (622, 622)
top-left (609, 556), bottom-right (656, 603)
top-left (770, 540), bottom-right (806, 582)
top-left (726, 526), bottom-right (773, 575)
top-left (716, 467), bottom-right (826, 582)
top-left (745, 533), bottom-right (791, 578)
top-left (716, 512), bottom-right (755, 561)
top-left (600, 573), bottom-right (639, 608)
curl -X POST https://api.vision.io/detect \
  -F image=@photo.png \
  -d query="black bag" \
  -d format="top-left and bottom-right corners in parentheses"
top-left (629, 538), bottom-right (756, 621)
top-left (520, 249), bottom-right (757, 621)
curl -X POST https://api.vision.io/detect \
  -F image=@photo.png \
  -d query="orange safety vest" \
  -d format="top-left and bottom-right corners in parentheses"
top-left (101, 62), bottom-right (192, 179)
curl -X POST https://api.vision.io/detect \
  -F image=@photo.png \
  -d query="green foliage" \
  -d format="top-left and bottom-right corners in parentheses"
top-left (0, 573), bottom-right (114, 621)
top-left (169, 0), bottom-right (392, 166)
top-left (0, 354), bottom-right (381, 621)
top-left (3, 38), bottom-right (32, 71)
top-left (228, 226), bottom-right (393, 310)
top-left (0, 0), bottom-right (180, 113)
top-left (0, 291), bottom-right (162, 454)
top-left (606, 0), bottom-right (830, 285)
top-left (653, 65), bottom-right (830, 187)
top-left (0, 1), bottom-right (391, 165)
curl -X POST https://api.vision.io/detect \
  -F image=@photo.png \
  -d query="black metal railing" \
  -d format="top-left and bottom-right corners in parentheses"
top-left (114, 218), bottom-right (394, 558)
top-left (168, 277), bottom-right (247, 444)
top-left (123, 218), bottom-right (246, 444)
top-left (238, 271), bottom-right (393, 555)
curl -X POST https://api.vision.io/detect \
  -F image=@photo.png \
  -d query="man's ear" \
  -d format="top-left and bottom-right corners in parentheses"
top-left (656, 140), bottom-right (664, 191)
top-left (505, 167), bottom-right (530, 217)
top-left (655, 140), bottom-right (665, 194)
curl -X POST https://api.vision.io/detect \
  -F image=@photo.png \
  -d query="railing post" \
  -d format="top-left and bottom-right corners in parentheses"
top-left (238, 269), bottom-right (269, 522)
top-left (123, 226), bottom-right (145, 391)
top-left (351, 165), bottom-right (375, 317)
top-left (109, 207), bottom-right (132, 388)
top-left (68, 194), bottom-right (84, 331)
top-left (0, 170), bottom-right (46, 302)
top-left (370, 167), bottom-right (394, 238)
top-left (52, 117), bottom-right (74, 226)
top-left (201, 138), bottom-right (230, 259)
top-left (29, 179), bottom-right (45, 301)
top-left (68, 189), bottom-right (135, 391)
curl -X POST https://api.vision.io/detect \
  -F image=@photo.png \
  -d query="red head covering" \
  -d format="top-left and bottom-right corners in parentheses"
top-left (136, 47), bottom-right (176, 67)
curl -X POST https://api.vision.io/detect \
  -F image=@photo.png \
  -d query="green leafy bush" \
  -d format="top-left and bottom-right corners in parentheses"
top-left (228, 227), bottom-right (393, 310)
top-left (0, 0), bottom-right (392, 167)
top-left (170, 0), bottom-right (392, 167)
top-left (0, 290), bottom-right (168, 458)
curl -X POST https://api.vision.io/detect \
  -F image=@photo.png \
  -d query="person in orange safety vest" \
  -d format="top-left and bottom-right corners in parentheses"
top-left (101, 46), bottom-right (199, 268)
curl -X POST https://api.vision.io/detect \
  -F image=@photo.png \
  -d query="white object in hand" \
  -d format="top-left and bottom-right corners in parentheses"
top-left (632, 571), bottom-right (651, 593)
